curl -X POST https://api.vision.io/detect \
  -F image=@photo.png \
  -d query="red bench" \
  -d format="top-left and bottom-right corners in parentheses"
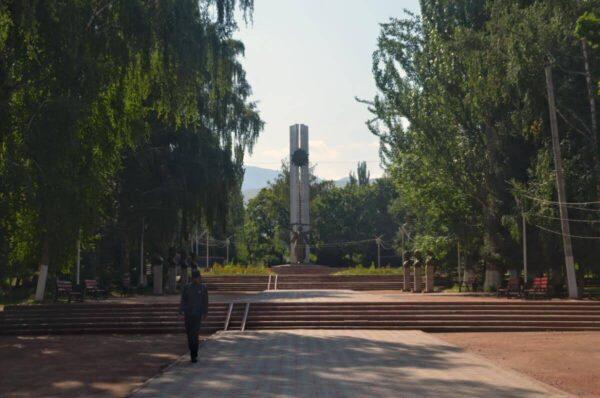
top-left (525, 277), bottom-right (549, 299)
top-left (497, 277), bottom-right (521, 298)
top-left (84, 279), bottom-right (107, 300)
top-left (55, 280), bottom-right (82, 302)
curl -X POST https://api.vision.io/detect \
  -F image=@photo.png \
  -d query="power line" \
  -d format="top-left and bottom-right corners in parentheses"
top-left (529, 213), bottom-right (600, 223)
top-left (560, 205), bottom-right (600, 212)
top-left (522, 193), bottom-right (600, 206)
top-left (533, 223), bottom-right (600, 240)
top-left (313, 238), bottom-right (378, 248)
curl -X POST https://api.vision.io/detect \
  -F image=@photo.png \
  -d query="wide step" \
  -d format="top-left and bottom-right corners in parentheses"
top-left (3, 300), bottom-right (600, 335)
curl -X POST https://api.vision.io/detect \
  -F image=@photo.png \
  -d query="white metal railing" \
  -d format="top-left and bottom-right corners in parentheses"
top-left (267, 274), bottom-right (272, 291)
top-left (274, 274), bottom-right (278, 291)
top-left (224, 302), bottom-right (234, 331)
top-left (241, 302), bottom-right (250, 331)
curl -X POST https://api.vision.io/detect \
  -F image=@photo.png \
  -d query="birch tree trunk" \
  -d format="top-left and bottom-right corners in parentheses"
top-left (34, 240), bottom-right (50, 301)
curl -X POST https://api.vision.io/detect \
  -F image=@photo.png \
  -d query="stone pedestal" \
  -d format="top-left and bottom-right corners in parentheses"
top-left (153, 265), bottom-right (163, 295)
top-left (425, 265), bottom-right (434, 293)
top-left (413, 266), bottom-right (422, 293)
top-left (403, 265), bottom-right (410, 291)
top-left (483, 264), bottom-right (502, 292)
top-left (167, 266), bottom-right (177, 292)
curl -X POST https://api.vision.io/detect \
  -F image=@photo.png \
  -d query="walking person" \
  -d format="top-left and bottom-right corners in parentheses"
top-left (179, 270), bottom-right (209, 363)
top-left (190, 252), bottom-right (199, 271)
top-left (179, 250), bottom-right (189, 287)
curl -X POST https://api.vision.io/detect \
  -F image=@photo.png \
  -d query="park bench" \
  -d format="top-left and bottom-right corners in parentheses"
top-left (525, 276), bottom-right (549, 299)
top-left (121, 274), bottom-right (131, 297)
top-left (84, 279), bottom-right (107, 300)
top-left (55, 280), bottom-right (82, 302)
top-left (497, 277), bottom-right (521, 298)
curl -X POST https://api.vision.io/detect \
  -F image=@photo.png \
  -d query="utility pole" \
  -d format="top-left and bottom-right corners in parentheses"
top-left (457, 241), bottom-right (461, 292)
top-left (522, 209), bottom-right (528, 285)
top-left (225, 236), bottom-right (232, 264)
top-left (545, 64), bottom-right (579, 299)
top-left (400, 226), bottom-right (405, 255)
top-left (375, 236), bottom-right (383, 268)
top-left (206, 231), bottom-right (209, 268)
top-left (140, 218), bottom-right (145, 286)
top-left (515, 197), bottom-right (528, 285)
top-left (76, 231), bottom-right (81, 285)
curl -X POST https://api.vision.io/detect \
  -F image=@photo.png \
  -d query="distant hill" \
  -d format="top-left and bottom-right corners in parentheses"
top-left (242, 188), bottom-right (262, 202)
top-left (334, 176), bottom-right (350, 187)
top-left (242, 166), bottom-right (353, 202)
top-left (242, 166), bottom-right (281, 191)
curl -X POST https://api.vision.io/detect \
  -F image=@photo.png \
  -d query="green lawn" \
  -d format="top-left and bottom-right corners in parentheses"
top-left (333, 265), bottom-right (403, 276)
top-left (203, 264), bottom-right (272, 276)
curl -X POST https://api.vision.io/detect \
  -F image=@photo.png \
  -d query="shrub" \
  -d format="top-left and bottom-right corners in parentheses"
top-left (204, 263), bottom-right (272, 276)
top-left (334, 264), bottom-right (403, 276)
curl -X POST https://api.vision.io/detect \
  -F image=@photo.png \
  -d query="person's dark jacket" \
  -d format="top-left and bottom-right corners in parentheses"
top-left (179, 282), bottom-right (209, 317)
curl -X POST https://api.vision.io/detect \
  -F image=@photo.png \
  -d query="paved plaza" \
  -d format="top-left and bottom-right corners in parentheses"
top-left (132, 330), bottom-right (569, 398)
top-left (103, 289), bottom-right (564, 305)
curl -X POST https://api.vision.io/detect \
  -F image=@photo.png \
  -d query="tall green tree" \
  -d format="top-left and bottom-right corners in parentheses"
top-left (0, 0), bottom-right (261, 298)
top-left (366, 0), bottom-right (600, 289)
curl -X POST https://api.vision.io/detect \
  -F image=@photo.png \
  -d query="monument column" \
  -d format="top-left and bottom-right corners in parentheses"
top-left (300, 124), bottom-right (310, 262)
top-left (289, 123), bottom-right (310, 264)
top-left (289, 125), bottom-right (300, 264)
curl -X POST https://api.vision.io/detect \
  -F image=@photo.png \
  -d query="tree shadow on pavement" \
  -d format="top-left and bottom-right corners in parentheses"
top-left (133, 330), bottom-right (565, 398)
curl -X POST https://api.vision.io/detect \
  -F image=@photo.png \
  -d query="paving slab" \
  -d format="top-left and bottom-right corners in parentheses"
top-left (101, 290), bottom-right (581, 305)
top-left (131, 330), bottom-right (570, 398)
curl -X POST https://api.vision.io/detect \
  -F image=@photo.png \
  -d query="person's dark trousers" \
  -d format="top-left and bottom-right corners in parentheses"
top-left (185, 314), bottom-right (202, 360)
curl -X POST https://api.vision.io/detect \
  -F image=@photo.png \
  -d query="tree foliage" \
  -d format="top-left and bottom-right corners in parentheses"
top-left (240, 163), bottom-right (400, 267)
top-left (366, 0), bottom-right (600, 286)
top-left (0, 0), bottom-right (262, 294)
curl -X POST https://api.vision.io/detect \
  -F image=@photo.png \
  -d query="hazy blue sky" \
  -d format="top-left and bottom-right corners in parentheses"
top-left (236, 0), bottom-right (420, 179)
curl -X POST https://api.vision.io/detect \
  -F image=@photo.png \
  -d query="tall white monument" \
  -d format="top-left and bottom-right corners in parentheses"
top-left (289, 124), bottom-right (310, 264)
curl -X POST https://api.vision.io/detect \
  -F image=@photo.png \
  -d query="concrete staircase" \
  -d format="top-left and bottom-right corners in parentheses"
top-left (271, 264), bottom-right (336, 275)
top-left (202, 275), bottom-right (409, 292)
top-left (274, 275), bottom-right (406, 290)
top-left (243, 301), bottom-right (600, 332)
top-left (203, 276), bottom-right (269, 292)
top-left (2, 301), bottom-right (600, 335)
top-left (0, 303), bottom-right (228, 335)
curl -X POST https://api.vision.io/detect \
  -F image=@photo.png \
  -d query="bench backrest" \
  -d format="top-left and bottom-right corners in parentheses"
top-left (84, 279), bottom-right (98, 288)
top-left (532, 277), bottom-right (548, 289)
top-left (507, 277), bottom-right (520, 289)
top-left (56, 280), bottom-right (72, 291)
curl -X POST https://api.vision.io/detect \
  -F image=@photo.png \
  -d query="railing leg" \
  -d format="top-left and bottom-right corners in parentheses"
top-left (241, 302), bottom-right (250, 332)
top-left (274, 275), bottom-right (278, 291)
top-left (224, 302), bottom-right (234, 331)
top-left (267, 274), bottom-right (272, 291)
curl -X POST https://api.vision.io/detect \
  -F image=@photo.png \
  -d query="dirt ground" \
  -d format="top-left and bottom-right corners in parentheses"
top-left (1, 332), bottom-right (598, 397)
top-left (0, 334), bottom-right (196, 398)
top-left (438, 332), bottom-right (600, 398)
